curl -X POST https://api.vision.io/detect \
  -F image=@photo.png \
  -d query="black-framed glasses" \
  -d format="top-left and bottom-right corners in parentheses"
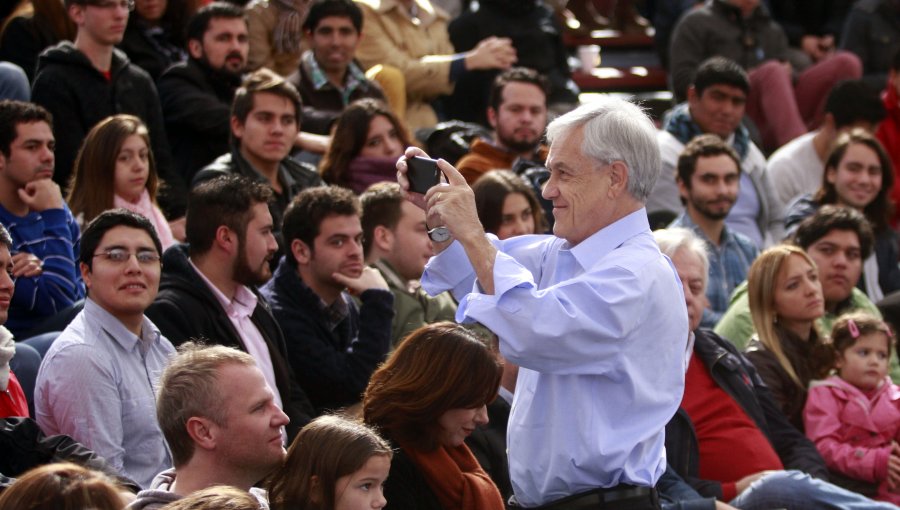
top-left (93, 248), bottom-right (160, 264)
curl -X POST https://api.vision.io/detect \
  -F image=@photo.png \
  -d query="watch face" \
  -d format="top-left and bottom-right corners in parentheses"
top-left (428, 226), bottom-right (451, 242)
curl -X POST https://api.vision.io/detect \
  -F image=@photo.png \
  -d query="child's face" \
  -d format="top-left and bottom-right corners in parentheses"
top-left (334, 454), bottom-right (390, 510)
top-left (837, 332), bottom-right (891, 391)
top-left (114, 134), bottom-right (150, 202)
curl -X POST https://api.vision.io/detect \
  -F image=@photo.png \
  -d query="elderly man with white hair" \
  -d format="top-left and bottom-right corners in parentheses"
top-left (397, 96), bottom-right (690, 510)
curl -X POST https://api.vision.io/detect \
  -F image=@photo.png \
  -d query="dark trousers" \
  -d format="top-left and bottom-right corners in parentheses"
top-left (517, 485), bottom-right (661, 510)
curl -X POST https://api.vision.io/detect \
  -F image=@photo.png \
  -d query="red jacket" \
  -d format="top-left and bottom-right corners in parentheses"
top-left (0, 371), bottom-right (29, 418)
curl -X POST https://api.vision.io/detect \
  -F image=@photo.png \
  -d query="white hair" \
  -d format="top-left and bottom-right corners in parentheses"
top-left (545, 96), bottom-right (661, 202)
top-left (653, 227), bottom-right (710, 291)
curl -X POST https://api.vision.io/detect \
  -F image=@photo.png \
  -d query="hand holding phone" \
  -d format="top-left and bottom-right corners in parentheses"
top-left (407, 156), bottom-right (442, 194)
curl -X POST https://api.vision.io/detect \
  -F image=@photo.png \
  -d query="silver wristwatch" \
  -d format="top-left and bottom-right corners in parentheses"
top-left (427, 226), bottom-right (452, 242)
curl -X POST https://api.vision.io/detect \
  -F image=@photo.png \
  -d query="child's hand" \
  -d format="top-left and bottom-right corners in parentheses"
top-left (887, 451), bottom-right (900, 490)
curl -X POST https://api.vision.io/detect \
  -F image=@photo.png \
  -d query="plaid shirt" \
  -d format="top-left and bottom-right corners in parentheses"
top-left (671, 212), bottom-right (759, 328)
top-left (302, 50), bottom-right (369, 106)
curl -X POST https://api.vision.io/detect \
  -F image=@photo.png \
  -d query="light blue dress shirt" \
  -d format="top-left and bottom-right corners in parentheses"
top-left (422, 208), bottom-right (690, 507)
top-left (35, 298), bottom-right (175, 488)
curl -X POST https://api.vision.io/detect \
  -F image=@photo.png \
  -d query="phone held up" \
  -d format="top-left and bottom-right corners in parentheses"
top-left (407, 156), bottom-right (443, 194)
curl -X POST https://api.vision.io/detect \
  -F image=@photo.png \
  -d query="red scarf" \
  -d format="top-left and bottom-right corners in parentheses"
top-left (401, 442), bottom-right (505, 510)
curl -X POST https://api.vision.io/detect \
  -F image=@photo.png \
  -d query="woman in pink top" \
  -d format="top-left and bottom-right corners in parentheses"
top-left (67, 114), bottom-right (179, 250)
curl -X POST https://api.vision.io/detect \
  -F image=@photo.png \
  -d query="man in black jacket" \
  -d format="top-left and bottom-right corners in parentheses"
top-left (260, 186), bottom-right (393, 414)
top-left (157, 2), bottom-right (248, 184)
top-left (30, 0), bottom-right (183, 217)
top-left (655, 226), bottom-right (896, 509)
top-left (192, 68), bottom-right (322, 254)
top-left (146, 175), bottom-right (313, 438)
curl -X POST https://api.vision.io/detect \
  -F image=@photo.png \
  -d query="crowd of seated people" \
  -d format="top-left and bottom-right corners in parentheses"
top-left (3, 0), bottom-right (900, 509)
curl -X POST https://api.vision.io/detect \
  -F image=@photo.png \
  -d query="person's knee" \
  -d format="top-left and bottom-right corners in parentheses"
top-left (828, 51), bottom-right (863, 78)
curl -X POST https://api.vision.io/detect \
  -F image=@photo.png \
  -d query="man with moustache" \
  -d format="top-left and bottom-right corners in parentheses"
top-left (260, 186), bottom-right (394, 413)
top-left (147, 175), bottom-right (314, 437)
top-left (0, 100), bottom-right (84, 339)
top-left (455, 67), bottom-right (549, 185)
top-left (287, 0), bottom-right (386, 136)
top-left (35, 210), bottom-right (175, 488)
top-left (158, 2), bottom-right (251, 184)
top-left (669, 135), bottom-right (758, 328)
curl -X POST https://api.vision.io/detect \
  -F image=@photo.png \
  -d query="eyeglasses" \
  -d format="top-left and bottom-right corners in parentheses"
top-left (87, 0), bottom-right (135, 11)
top-left (93, 248), bottom-right (161, 264)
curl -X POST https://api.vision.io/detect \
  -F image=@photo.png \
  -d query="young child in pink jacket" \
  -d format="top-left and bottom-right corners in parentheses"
top-left (804, 311), bottom-right (900, 504)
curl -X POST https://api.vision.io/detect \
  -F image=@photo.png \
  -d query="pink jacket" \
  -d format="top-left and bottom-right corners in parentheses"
top-left (804, 375), bottom-right (900, 500)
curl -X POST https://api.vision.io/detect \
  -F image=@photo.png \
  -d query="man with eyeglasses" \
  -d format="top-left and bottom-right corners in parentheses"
top-left (30, 0), bottom-right (185, 220)
top-left (35, 208), bottom-right (175, 489)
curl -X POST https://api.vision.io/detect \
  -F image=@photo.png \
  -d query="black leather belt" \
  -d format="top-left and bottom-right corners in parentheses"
top-left (528, 485), bottom-right (658, 510)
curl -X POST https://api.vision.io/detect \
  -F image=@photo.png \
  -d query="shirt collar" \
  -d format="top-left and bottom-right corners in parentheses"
top-left (674, 212), bottom-right (737, 247)
top-left (83, 297), bottom-right (160, 352)
top-left (189, 259), bottom-right (258, 319)
top-left (569, 208), bottom-right (651, 271)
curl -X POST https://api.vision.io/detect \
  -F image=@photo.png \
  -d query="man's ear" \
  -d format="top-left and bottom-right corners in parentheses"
top-left (676, 175), bottom-right (689, 201)
top-left (372, 225), bottom-right (394, 253)
top-left (606, 161), bottom-right (629, 198)
top-left (291, 238), bottom-right (312, 266)
top-left (80, 261), bottom-right (92, 290)
top-left (68, 3), bottom-right (85, 25)
top-left (187, 39), bottom-right (203, 60)
top-left (487, 107), bottom-right (498, 131)
top-left (687, 85), bottom-right (698, 104)
top-left (214, 225), bottom-right (238, 255)
top-left (230, 116), bottom-right (244, 141)
top-left (185, 416), bottom-right (217, 451)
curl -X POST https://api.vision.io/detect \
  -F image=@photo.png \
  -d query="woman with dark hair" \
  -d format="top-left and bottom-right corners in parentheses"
top-left (0, 0), bottom-right (76, 82)
top-left (745, 245), bottom-right (831, 431)
top-left (363, 322), bottom-right (505, 510)
top-left (67, 114), bottom-right (180, 249)
top-left (119, 0), bottom-right (193, 79)
top-left (473, 169), bottom-right (547, 238)
top-left (784, 128), bottom-right (900, 300)
top-left (319, 98), bottom-right (413, 194)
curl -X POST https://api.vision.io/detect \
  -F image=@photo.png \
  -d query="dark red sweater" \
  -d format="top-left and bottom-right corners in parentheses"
top-left (682, 352), bottom-right (783, 500)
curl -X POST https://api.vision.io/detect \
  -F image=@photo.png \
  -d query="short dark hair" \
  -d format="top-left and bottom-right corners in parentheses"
top-left (186, 175), bottom-right (273, 256)
top-left (80, 209), bottom-right (163, 270)
top-left (282, 186), bottom-right (359, 264)
top-left (792, 204), bottom-right (875, 260)
top-left (825, 80), bottom-right (885, 129)
top-left (0, 100), bottom-right (53, 158)
top-left (302, 0), bottom-right (362, 33)
top-left (186, 2), bottom-right (246, 43)
top-left (359, 182), bottom-right (404, 257)
top-left (0, 224), bottom-right (12, 248)
top-left (676, 134), bottom-right (741, 188)
top-left (692, 57), bottom-right (750, 97)
top-left (232, 69), bottom-right (302, 126)
top-left (815, 128), bottom-right (894, 233)
top-left (488, 67), bottom-right (550, 112)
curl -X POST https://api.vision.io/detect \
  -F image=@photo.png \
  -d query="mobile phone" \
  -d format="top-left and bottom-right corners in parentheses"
top-left (407, 156), bottom-right (442, 194)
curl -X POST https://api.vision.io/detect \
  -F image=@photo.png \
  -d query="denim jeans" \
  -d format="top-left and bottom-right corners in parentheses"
top-left (730, 470), bottom-right (900, 510)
